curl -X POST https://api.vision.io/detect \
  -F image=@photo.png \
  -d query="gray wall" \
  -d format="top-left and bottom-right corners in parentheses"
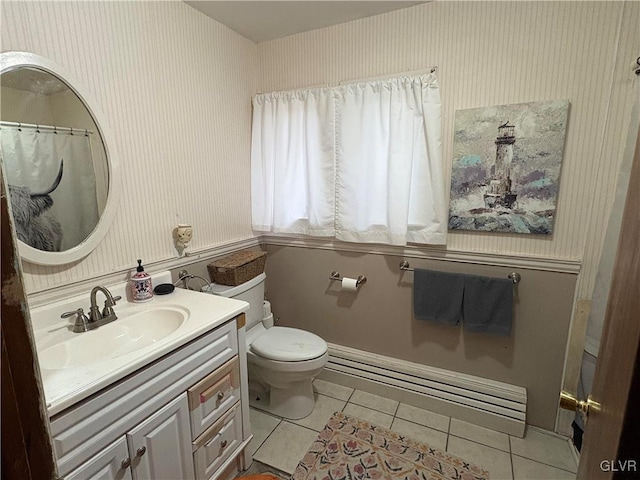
top-left (263, 244), bottom-right (577, 430)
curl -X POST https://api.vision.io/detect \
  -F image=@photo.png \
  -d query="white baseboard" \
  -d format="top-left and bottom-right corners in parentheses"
top-left (319, 343), bottom-right (527, 437)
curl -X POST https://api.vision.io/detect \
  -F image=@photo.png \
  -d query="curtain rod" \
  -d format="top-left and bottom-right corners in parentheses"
top-left (339, 66), bottom-right (438, 86)
top-left (256, 66), bottom-right (438, 94)
top-left (0, 121), bottom-right (94, 135)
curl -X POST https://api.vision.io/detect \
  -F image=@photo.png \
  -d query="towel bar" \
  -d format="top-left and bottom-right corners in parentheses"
top-left (399, 261), bottom-right (521, 284)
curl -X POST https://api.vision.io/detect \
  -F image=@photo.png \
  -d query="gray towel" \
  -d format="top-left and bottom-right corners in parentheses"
top-left (463, 274), bottom-right (513, 336)
top-left (413, 268), bottom-right (464, 325)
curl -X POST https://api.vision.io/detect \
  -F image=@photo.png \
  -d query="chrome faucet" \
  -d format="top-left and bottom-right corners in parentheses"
top-left (61, 286), bottom-right (121, 333)
top-left (89, 286), bottom-right (120, 322)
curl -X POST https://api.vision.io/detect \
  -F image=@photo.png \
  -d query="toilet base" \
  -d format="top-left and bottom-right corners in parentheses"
top-left (248, 380), bottom-right (315, 420)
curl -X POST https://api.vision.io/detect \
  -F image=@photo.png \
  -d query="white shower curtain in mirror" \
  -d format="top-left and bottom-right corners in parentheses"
top-left (251, 88), bottom-right (336, 236)
top-left (1, 127), bottom-right (99, 250)
top-left (336, 74), bottom-right (445, 245)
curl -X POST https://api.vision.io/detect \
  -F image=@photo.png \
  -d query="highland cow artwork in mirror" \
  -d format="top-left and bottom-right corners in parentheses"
top-left (1, 51), bottom-right (120, 266)
top-left (1, 66), bottom-right (107, 251)
top-left (449, 100), bottom-right (569, 234)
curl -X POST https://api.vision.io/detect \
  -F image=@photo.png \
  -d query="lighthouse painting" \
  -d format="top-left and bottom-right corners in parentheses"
top-left (449, 100), bottom-right (569, 235)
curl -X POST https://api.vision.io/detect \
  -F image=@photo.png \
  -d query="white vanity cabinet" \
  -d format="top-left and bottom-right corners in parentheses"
top-left (66, 394), bottom-right (194, 480)
top-left (52, 316), bottom-right (252, 480)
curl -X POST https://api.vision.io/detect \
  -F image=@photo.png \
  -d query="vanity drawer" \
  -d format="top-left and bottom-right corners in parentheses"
top-left (188, 356), bottom-right (240, 439)
top-left (193, 402), bottom-right (242, 480)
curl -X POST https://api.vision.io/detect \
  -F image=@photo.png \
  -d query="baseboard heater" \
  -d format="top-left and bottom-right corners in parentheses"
top-left (318, 343), bottom-right (527, 437)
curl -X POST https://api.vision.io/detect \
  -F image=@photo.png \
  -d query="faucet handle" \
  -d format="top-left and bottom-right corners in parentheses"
top-left (61, 307), bottom-right (85, 319)
top-left (102, 295), bottom-right (121, 319)
top-left (61, 308), bottom-right (91, 333)
top-left (105, 295), bottom-right (122, 307)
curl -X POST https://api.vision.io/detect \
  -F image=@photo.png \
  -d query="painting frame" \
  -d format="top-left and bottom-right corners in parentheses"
top-left (448, 100), bottom-right (570, 235)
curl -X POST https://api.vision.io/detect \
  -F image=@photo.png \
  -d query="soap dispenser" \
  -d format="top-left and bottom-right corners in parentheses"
top-left (131, 259), bottom-right (153, 302)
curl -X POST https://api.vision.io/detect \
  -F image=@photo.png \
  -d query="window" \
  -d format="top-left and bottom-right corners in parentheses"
top-left (251, 74), bottom-right (446, 246)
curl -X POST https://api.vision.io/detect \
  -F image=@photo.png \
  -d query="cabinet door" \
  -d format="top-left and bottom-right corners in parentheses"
top-left (127, 393), bottom-right (195, 480)
top-left (65, 437), bottom-right (132, 480)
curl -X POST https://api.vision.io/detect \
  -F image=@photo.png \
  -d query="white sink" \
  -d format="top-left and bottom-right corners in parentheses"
top-left (31, 272), bottom-right (250, 415)
top-left (39, 305), bottom-right (190, 370)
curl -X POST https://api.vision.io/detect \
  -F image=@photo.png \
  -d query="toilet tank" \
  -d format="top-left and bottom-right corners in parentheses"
top-left (205, 273), bottom-right (265, 329)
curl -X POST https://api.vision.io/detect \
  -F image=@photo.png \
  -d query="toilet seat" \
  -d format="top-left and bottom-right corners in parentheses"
top-left (251, 326), bottom-right (327, 362)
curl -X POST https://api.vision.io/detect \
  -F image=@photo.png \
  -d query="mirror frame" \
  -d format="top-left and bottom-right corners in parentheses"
top-left (1, 51), bottom-right (121, 266)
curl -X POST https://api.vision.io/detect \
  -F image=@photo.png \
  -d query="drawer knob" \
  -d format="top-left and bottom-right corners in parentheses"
top-left (121, 458), bottom-right (131, 469)
top-left (136, 446), bottom-right (147, 457)
top-left (200, 390), bottom-right (226, 404)
top-left (220, 440), bottom-right (228, 449)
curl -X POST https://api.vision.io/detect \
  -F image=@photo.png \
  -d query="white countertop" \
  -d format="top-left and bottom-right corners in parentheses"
top-left (31, 272), bottom-right (249, 417)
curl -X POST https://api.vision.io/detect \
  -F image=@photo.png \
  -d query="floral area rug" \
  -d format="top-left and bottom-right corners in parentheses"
top-left (291, 412), bottom-right (489, 480)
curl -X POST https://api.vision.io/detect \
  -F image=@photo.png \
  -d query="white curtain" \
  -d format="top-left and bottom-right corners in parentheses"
top-left (251, 74), bottom-right (446, 246)
top-left (251, 88), bottom-right (335, 236)
top-left (1, 127), bottom-right (99, 250)
top-left (336, 75), bottom-right (445, 245)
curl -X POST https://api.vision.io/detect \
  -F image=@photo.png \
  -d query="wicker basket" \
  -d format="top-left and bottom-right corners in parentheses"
top-left (207, 249), bottom-right (267, 286)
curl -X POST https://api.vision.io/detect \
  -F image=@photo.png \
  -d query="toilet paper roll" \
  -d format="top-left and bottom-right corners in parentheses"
top-left (341, 277), bottom-right (359, 291)
top-left (263, 300), bottom-right (271, 317)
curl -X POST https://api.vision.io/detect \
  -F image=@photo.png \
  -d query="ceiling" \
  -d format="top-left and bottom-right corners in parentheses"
top-left (184, 1), bottom-right (429, 43)
top-left (1, 67), bottom-right (69, 95)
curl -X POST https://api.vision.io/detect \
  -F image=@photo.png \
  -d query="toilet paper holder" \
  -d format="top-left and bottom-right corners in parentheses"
top-left (329, 271), bottom-right (367, 288)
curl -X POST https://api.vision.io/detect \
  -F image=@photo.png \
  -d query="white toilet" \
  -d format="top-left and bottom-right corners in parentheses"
top-left (206, 273), bottom-right (328, 419)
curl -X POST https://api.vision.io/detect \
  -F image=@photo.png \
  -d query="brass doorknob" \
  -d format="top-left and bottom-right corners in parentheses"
top-left (560, 391), bottom-right (601, 417)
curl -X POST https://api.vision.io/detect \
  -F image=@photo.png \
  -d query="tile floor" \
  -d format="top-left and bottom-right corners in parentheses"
top-left (247, 379), bottom-right (578, 480)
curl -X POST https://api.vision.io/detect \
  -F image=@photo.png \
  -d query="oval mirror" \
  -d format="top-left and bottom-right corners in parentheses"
top-left (1, 52), bottom-right (120, 265)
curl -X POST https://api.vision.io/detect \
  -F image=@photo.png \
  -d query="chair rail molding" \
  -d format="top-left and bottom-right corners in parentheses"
top-left (261, 235), bottom-right (582, 274)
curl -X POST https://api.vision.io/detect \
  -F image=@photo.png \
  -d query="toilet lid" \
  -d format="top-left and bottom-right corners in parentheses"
top-left (251, 327), bottom-right (327, 362)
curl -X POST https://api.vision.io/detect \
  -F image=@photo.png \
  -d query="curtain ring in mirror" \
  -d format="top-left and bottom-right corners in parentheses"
top-left (18, 122), bottom-right (22, 131)
top-left (69, 127), bottom-right (74, 135)
top-left (84, 128), bottom-right (88, 137)
top-left (36, 124), bottom-right (40, 133)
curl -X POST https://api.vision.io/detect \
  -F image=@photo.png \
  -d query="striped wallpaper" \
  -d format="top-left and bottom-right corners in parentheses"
top-left (257, 1), bottom-right (640, 300)
top-left (1, 1), bottom-right (258, 292)
top-left (1, 0), bottom-right (638, 302)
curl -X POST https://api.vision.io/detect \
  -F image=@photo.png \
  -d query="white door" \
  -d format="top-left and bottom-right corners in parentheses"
top-left (126, 393), bottom-right (195, 480)
top-left (65, 437), bottom-right (133, 480)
